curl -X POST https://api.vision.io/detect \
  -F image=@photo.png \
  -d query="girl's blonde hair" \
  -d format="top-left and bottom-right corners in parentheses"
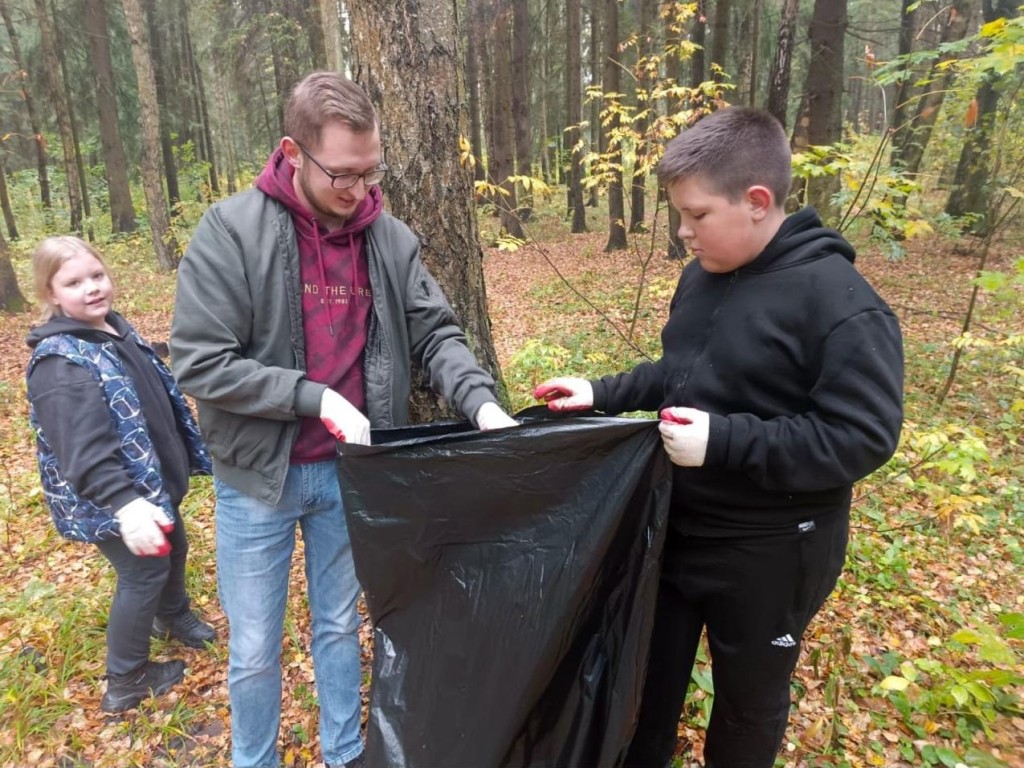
top-left (32, 236), bottom-right (113, 323)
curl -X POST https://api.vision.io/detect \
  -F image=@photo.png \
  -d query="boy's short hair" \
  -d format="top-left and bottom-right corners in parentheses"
top-left (284, 71), bottom-right (378, 150)
top-left (657, 107), bottom-right (791, 205)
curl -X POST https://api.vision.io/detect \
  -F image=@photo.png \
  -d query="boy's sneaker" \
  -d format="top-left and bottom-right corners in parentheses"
top-left (100, 659), bottom-right (185, 713)
top-left (152, 610), bottom-right (216, 649)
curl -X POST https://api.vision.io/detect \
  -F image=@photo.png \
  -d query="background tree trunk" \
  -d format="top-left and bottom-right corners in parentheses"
top-left (889, 0), bottom-right (920, 166)
top-left (487, 0), bottom-right (525, 239)
top-left (84, 0), bottom-right (137, 233)
top-left (566, 0), bottom-right (587, 233)
top-left (602, 0), bottom-right (626, 251)
top-left (465, 0), bottom-right (486, 187)
top-left (628, 0), bottom-right (654, 233)
top-left (348, 0), bottom-right (509, 422)
top-left (122, 0), bottom-right (180, 270)
top-left (797, 0), bottom-right (846, 222)
top-left (512, 0), bottom-right (533, 221)
top-left (144, 0), bottom-right (181, 214)
top-left (0, 227), bottom-right (26, 313)
top-left (0, 159), bottom-right (18, 240)
top-left (766, 0), bottom-right (799, 127)
top-left (892, 0), bottom-right (974, 187)
top-left (944, 0), bottom-right (1019, 232)
top-left (34, 0), bottom-right (83, 232)
top-left (0, 0), bottom-right (51, 209)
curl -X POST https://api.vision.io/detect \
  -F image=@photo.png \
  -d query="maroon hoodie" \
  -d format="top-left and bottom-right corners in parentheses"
top-left (256, 149), bottom-right (383, 464)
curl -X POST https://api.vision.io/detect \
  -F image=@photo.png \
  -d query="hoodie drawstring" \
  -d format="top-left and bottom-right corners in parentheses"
top-left (311, 218), bottom-right (335, 338)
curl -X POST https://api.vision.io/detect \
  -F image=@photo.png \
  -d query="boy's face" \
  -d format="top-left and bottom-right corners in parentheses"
top-left (668, 176), bottom-right (771, 273)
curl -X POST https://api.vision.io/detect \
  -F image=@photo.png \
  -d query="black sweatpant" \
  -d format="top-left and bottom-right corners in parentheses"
top-left (623, 515), bottom-right (848, 768)
top-left (94, 506), bottom-right (190, 676)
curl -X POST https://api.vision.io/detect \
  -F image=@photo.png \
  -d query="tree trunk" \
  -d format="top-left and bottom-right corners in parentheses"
top-left (689, 0), bottom-right (707, 92)
top-left (889, 0), bottom-right (919, 165)
top-left (122, 0), bottom-right (180, 270)
top-left (512, 0), bottom-right (533, 221)
top-left (628, 0), bottom-right (654, 233)
top-left (892, 0), bottom-right (974, 185)
top-left (567, 0), bottom-right (587, 232)
top-left (0, 160), bottom-right (18, 240)
top-left (766, 0), bottom-right (799, 126)
top-left (603, 0), bottom-right (626, 251)
top-left (178, 0), bottom-right (220, 197)
top-left (944, 0), bottom-right (1018, 233)
top-left (465, 0), bottom-right (486, 186)
top-left (748, 0), bottom-right (761, 106)
top-left (0, 0), bottom-right (51, 209)
top-left (348, 0), bottom-right (508, 422)
top-left (52, 0), bottom-right (94, 239)
top-left (587, 0), bottom-right (600, 207)
top-left (320, 0), bottom-right (343, 71)
top-left (798, 0), bottom-right (846, 222)
top-left (709, 0), bottom-right (730, 83)
top-left (487, 0), bottom-right (524, 239)
top-left (0, 227), bottom-right (26, 313)
top-left (34, 0), bottom-right (83, 232)
top-left (144, 0), bottom-right (181, 214)
top-left (84, 0), bottom-right (137, 233)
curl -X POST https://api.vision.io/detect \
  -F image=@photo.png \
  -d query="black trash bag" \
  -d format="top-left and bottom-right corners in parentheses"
top-left (337, 409), bottom-right (672, 768)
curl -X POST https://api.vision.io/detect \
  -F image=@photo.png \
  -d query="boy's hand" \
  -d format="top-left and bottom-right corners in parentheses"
top-left (474, 401), bottom-right (518, 430)
top-left (533, 378), bottom-right (593, 412)
top-left (115, 498), bottom-right (171, 557)
top-left (659, 407), bottom-right (710, 467)
top-left (320, 389), bottom-right (371, 446)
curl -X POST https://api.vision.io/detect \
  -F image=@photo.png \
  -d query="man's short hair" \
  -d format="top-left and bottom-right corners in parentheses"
top-left (656, 107), bottom-right (791, 205)
top-left (284, 71), bottom-right (378, 149)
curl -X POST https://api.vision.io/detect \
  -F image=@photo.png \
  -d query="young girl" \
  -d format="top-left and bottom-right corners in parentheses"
top-left (26, 236), bottom-right (215, 713)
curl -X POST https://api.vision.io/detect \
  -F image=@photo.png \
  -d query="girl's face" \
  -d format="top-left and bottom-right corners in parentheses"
top-left (47, 251), bottom-right (114, 329)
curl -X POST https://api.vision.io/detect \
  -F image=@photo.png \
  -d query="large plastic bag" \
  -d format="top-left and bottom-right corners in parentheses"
top-left (337, 410), bottom-right (671, 768)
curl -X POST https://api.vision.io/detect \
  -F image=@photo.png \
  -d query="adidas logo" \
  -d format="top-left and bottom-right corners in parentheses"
top-left (771, 634), bottom-right (796, 648)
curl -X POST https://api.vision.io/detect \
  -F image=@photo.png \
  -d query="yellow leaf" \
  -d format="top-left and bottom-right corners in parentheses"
top-left (880, 675), bottom-right (910, 691)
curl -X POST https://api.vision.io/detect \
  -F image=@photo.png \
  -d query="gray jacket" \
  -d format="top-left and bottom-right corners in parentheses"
top-left (170, 188), bottom-right (498, 505)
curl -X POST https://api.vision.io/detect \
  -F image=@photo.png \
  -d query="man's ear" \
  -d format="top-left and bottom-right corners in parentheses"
top-left (747, 185), bottom-right (774, 219)
top-left (281, 137), bottom-right (302, 168)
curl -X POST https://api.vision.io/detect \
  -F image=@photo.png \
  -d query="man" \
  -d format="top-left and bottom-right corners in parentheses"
top-left (170, 71), bottom-right (515, 768)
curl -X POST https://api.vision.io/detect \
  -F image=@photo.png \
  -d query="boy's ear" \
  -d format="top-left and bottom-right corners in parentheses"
top-left (747, 185), bottom-right (774, 219)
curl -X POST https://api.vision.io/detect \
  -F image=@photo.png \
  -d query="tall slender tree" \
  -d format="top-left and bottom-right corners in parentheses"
top-left (488, 0), bottom-right (524, 238)
top-left (0, 225), bottom-right (25, 312)
top-left (0, 0), bottom-right (51, 209)
top-left (567, 0), bottom-right (587, 232)
top-left (766, 0), bottom-right (799, 127)
top-left (34, 0), bottom-right (83, 231)
top-left (794, 0), bottom-right (847, 221)
top-left (347, 0), bottom-right (508, 422)
top-left (603, 0), bottom-right (626, 250)
top-left (84, 0), bottom-right (137, 233)
top-left (511, 0), bottom-right (533, 220)
top-left (122, 0), bottom-right (180, 270)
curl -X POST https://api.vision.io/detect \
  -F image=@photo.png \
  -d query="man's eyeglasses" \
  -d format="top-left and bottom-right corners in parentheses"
top-left (295, 142), bottom-right (388, 190)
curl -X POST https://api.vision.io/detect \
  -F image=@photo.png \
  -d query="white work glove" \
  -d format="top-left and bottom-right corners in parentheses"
top-left (474, 401), bottom-right (518, 430)
top-left (320, 388), bottom-right (371, 446)
top-left (115, 498), bottom-right (173, 557)
top-left (533, 377), bottom-right (594, 412)
top-left (659, 407), bottom-right (710, 467)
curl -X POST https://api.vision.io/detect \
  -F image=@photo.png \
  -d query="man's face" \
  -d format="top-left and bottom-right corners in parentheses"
top-left (288, 121), bottom-right (382, 228)
top-left (668, 176), bottom-right (763, 274)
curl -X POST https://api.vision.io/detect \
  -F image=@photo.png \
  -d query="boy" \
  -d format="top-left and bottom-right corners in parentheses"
top-left (535, 107), bottom-right (903, 767)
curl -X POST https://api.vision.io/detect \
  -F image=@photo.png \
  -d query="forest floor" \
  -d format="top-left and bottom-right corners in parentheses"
top-left (0, 205), bottom-right (1022, 768)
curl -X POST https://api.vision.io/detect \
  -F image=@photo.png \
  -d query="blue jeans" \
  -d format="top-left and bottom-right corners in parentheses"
top-left (216, 461), bottom-right (363, 768)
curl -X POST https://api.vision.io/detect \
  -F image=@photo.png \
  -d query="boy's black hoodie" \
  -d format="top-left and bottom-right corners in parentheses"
top-left (592, 207), bottom-right (904, 536)
top-left (26, 313), bottom-right (191, 513)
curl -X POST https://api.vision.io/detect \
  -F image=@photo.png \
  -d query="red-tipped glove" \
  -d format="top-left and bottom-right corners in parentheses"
top-left (115, 498), bottom-right (172, 557)
top-left (320, 389), bottom-right (371, 446)
top-left (659, 407), bottom-right (710, 467)
top-left (533, 378), bottom-right (594, 412)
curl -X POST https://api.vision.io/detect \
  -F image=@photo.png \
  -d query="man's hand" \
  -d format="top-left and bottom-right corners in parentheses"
top-left (115, 498), bottom-right (171, 557)
top-left (533, 378), bottom-right (594, 412)
top-left (474, 401), bottom-right (517, 430)
top-left (659, 407), bottom-right (710, 467)
top-left (320, 389), bottom-right (371, 446)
